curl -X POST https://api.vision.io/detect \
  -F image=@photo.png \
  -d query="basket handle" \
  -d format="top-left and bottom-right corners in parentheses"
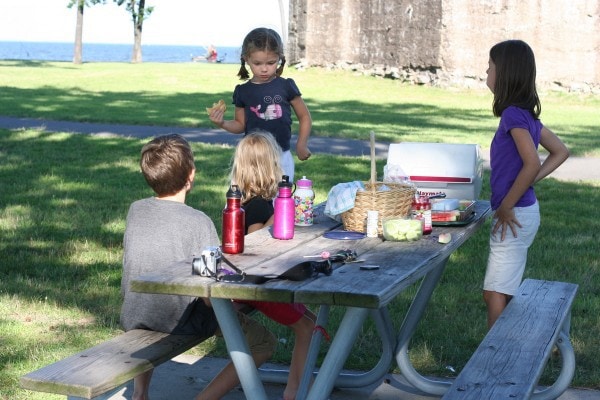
top-left (370, 131), bottom-right (376, 189)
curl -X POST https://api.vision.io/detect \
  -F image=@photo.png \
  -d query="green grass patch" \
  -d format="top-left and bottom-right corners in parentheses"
top-left (1, 61), bottom-right (599, 397)
top-left (1, 61), bottom-right (599, 156)
top-left (1, 129), bottom-right (599, 399)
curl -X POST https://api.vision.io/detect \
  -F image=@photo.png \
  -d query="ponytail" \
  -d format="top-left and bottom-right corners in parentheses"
top-left (237, 58), bottom-right (250, 80)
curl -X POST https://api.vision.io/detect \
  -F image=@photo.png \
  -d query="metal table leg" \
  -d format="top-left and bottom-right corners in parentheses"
top-left (292, 305), bottom-right (331, 400)
top-left (332, 307), bottom-right (395, 388)
top-left (262, 305), bottom-right (395, 399)
top-left (306, 307), bottom-right (370, 400)
top-left (532, 315), bottom-right (576, 400)
top-left (211, 298), bottom-right (268, 400)
top-left (395, 258), bottom-right (452, 396)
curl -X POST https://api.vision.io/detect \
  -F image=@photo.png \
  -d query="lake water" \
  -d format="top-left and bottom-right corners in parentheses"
top-left (0, 41), bottom-right (241, 64)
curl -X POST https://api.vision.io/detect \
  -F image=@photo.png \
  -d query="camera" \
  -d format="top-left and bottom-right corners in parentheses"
top-left (192, 247), bottom-right (222, 277)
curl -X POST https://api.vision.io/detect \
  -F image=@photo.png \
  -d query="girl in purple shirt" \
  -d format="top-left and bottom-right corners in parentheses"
top-left (483, 40), bottom-right (569, 329)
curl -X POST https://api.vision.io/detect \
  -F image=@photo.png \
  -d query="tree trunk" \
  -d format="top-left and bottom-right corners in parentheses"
top-left (73, 0), bottom-right (84, 64)
top-left (131, 29), bottom-right (142, 63)
top-left (130, 0), bottom-right (145, 63)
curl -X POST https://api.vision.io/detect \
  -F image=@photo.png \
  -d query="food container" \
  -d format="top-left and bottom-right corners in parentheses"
top-left (386, 142), bottom-right (483, 200)
top-left (382, 217), bottom-right (423, 242)
top-left (431, 198), bottom-right (460, 211)
top-left (431, 200), bottom-right (475, 223)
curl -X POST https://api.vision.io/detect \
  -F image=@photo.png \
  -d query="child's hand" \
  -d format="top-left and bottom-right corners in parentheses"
top-left (296, 144), bottom-right (312, 161)
top-left (492, 206), bottom-right (521, 241)
top-left (208, 109), bottom-right (225, 127)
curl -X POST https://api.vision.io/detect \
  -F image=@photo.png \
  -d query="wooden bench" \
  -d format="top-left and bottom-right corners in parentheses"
top-left (442, 278), bottom-right (578, 400)
top-left (20, 303), bottom-right (259, 400)
top-left (20, 329), bottom-right (206, 399)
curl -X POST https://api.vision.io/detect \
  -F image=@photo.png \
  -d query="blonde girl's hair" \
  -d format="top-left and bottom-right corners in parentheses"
top-left (237, 27), bottom-right (286, 80)
top-left (230, 130), bottom-right (284, 203)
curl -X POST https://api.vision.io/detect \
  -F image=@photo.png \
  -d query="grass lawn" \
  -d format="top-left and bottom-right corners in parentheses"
top-left (1, 60), bottom-right (599, 156)
top-left (1, 61), bottom-right (599, 399)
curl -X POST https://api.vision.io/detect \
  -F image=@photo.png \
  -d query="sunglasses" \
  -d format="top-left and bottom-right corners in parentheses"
top-left (329, 249), bottom-right (358, 263)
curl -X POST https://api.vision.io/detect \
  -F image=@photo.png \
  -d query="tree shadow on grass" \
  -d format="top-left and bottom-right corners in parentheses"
top-left (0, 128), bottom-right (396, 385)
top-left (1, 126), bottom-right (599, 390)
top-left (2, 82), bottom-right (597, 156)
top-left (0, 130), bottom-right (230, 320)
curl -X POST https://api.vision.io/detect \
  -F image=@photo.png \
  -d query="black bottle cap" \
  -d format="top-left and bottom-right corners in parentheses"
top-left (278, 175), bottom-right (292, 188)
top-left (226, 184), bottom-right (242, 199)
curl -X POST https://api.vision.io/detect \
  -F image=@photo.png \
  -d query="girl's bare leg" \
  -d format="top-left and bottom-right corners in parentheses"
top-left (132, 369), bottom-right (153, 400)
top-left (195, 350), bottom-right (273, 400)
top-left (483, 290), bottom-right (512, 329)
top-left (283, 310), bottom-right (317, 400)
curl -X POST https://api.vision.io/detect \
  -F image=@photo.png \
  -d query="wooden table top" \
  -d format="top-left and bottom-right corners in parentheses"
top-left (131, 201), bottom-right (491, 309)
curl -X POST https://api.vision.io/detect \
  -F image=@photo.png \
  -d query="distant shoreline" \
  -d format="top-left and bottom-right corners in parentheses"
top-left (0, 41), bottom-right (241, 64)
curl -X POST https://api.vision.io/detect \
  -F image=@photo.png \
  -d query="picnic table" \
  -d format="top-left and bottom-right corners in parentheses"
top-left (131, 201), bottom-right (492, 400)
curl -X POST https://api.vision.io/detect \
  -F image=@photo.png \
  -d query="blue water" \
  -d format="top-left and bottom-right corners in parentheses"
top-left (0, 41), bottom-right (241, 64)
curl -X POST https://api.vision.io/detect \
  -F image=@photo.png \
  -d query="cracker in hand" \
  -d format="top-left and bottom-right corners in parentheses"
top-left (206, 99), bottom-right (226, 115)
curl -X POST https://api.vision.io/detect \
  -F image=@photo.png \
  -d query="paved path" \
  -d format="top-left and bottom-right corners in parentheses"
top-left (0, 116), bottom-right (384, 157)
top-left (2, 116), bottom-right (598, 182)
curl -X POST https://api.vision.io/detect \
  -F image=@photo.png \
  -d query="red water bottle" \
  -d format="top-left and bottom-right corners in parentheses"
top-left (221, 184), bottom-right (245, 254)
top-left (273, 175), bottom-right (295, 240)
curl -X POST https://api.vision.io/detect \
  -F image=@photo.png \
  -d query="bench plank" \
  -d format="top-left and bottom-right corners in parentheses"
top-left (20, 329), bottom-right (204, 399)
top-left (442, 279), bottom-right (578, 400)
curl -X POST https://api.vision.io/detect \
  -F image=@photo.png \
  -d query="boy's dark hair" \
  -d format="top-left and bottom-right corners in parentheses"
top-left (489, 39), bottom-right (541, 119)
top-left (237, 27), bottom-right (286, 80)
top-left (140, 134), bottom-right (195, 196)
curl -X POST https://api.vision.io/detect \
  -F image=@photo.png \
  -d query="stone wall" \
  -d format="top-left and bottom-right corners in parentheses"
top-left (287, 0), bottom-right (600, 92)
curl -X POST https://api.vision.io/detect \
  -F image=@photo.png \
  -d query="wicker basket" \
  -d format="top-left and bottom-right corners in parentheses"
top-left (342, 132), bottom-right (416, 235)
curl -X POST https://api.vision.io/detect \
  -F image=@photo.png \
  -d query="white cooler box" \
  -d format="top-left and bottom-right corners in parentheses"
top-left (386, 142), bottom-right (483, 200)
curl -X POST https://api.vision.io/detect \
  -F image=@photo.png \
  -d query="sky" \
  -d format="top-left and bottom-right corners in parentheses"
top-left (0, 0), bottom-right (288, 47)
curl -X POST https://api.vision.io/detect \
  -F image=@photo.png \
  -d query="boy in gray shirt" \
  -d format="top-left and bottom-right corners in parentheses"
top-left (120, 134), bottom-right (276, 400)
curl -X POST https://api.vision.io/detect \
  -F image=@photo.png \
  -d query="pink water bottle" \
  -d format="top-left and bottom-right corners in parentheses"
top-left (221, 184), bottom-right (245, 254)
top-left (273, 175), bottom-right (295, 240)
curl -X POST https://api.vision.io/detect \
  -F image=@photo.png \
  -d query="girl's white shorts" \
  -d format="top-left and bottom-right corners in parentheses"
top-left (281, 150), bottom-right (295, 182)
top-left (483, 201), bottom-right (540, 296)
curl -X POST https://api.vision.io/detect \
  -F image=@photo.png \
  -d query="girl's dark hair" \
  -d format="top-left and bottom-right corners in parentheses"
top-left (237, 27), bottom-right (286, 80)
top-left (489, 39), bottom-right (541, 119)
top-left (140, 134), bottom-right (195, 196)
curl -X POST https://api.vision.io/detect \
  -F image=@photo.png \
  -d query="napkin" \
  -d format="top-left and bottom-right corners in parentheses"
top-left (324, 181), bottom-right (365, 218)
